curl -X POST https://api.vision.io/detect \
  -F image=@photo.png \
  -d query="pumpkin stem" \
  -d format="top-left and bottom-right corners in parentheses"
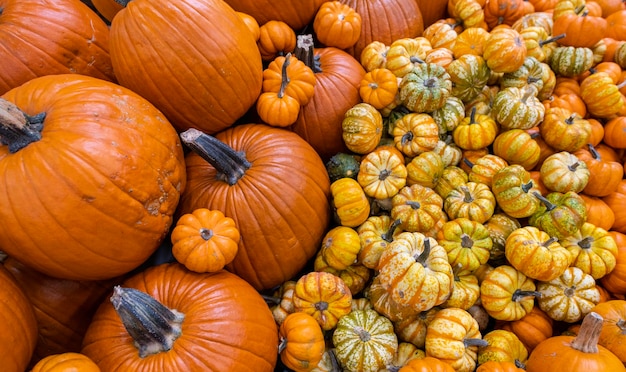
top-left (539, 33), bottom-right (566, 47)
top-left (565, 114), bottom-right (577, 125)
top-left (512, 289), bottom-right (542, 302)
top-left (570, 311), bottom-right (604, 353)
top-left (409, 56), bottom-right (425, 64)
top-left (382, 219), bottom-right (402, 243)
top-left (315, 301), bottom-right (329, 311)
top-left (617, 319), bottom-right (626, 334)
top-left (568, 161), bottom-right (581, 172)
top-left (587, 143), bottom-right (601, 160)
top-left (406, 200), bottom-right (421, 210)
top-left (464, 338), bottom-right (489, 348)
top-left (533, 191), bottom-right (555, 212)
top-left (295, 34), bottom-right (321, 73)
top-left (199, 228), bottom-right (214, 241)
top-left (460, 185), bottom-right (474, 203)
top-left (577, 236), bottom-right (593, 249)
top-left (515, 359), bottom-right (526, 369)
top-left (415, 238), bottom-right (431, 266)
top-left (0, 98), bottom-right (45, 153)
top-left (277, 53), bottom-right (292, 99)
top-left (179, 128), bottom-right (251, 186)
top-left (461, 234), bottom-right (474, 248)
top-left (463, 157), bottom-right (475, 169)
top-left (278, 337), bottom-right (288, 354)
top-left (521, 180), bottom-right (534, 193)
top-left (328, 349), bottom-right (342, 372)
top-left (469, 107), bottom-right (477, 124)
top-left (542, 236), bottom-right (558, 247)
top-left (401, 131), bottom-right (414, 146)
top-left (616, 79), bottom-right (626, 90)
top-left (260, 294), bottom-right (281, 305)
top-left (110, 286), bottom-right (184, 358)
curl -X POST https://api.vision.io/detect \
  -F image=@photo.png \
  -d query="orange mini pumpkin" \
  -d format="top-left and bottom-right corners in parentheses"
top-left (313, 1), bottom-right (362, 49)
top-left (170, 208), bottom-right (240, 273)
top-left (278, 312), bottom-right (326, 372)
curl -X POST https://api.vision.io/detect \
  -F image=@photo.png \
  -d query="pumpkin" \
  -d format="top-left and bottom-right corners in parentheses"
top-left (331, 177), bottom-right (371, 227)
top-left (392, 306), bottom-right (439, 349)
top-left (399, 356), bottom-right (455, 372)
top-left (529, 191), bottom-right (587, 240)
top-left (314, 256), bottom-right (371, 296)
top-left (269, 280), bottom-right (297, 325)
top-left (237, 11), bottom-right (261, 41)
top-left (320, 226), bottom-right (361, 271)
top-left (601, 231), bottom-right (626, 295)
top-left (391, 184), bottom-right (447, 234)
top-left (108, 0), bottom-right (263, 134)
top-left (366, 275), bottom-right (417, 323)
top-left (476, 360), bottom-right (525, 372)
top-left (491, 164), bottom-right (542, 218)
top-left (452, 27), bottom-right (490, 58)
top-left (342, 102), bottom-right (384, 154)
top-left (432, 97), bottom-right (466, 135)
top-left (392, 113), bottom-right (440, 158)
top-left (437, 217), bottom-right (493, 272)
top-left (444, 182), bottom-right (496, 224)
top-left (170, 208), bottom-right (240, 273)
top-left (452, 108), bottom-right (499, 151)
top-left (257, 20), bottom-right (296, 61)
top-left (574, 144), bottom-right (624, 197)
top-left (549, 45), bottom-right (595, 77)
top-left (525, 312), bottom-right (626, 372)
top-left (539, 151), bottom-right (590, 193)
top-left (477, 329), bottom-right (529, 365)
top-left (496, 306), bottom-right (554, 353)
top-left (603, 116), bottom-right (626, 149)
top-left (425, 307), bottom-right (487, 372)
top-left (602, 180), bottom-right (626, 234)
top-left (483, 27), bottom-right (527, 73)
top-left (291, 36), bottom-right (365, 161)
top-left (454, 0), bottom-right (488, 29)
top-left (339, 0), bottom-right (425, 60)
top-left (0, 264), bottom-right (38, 372)
top-left (464, 154), bottom-right (508, 188)
top-left (398, 62), bottom-right (452, 113)
top-left (377, 232), bottom-right (454, 311)
top-left (326, 152), bottom-right (361, 182)
top-left (484, 213), bottom-right (522, 265)
top-left (0, 0), bottom-right (115, 95)
top-left (447, 54), bottom-right (491, 103)
top-left (385, 37), bottom-right (432, 78)
top-left (360, 41), bottom-right (390, 72)
top-left (262, 54), bottom-right (316, 106)
top-left (81, 263), bottom-right (278, 370)
top-left (590, 300), bottom-right (626, 363)
top-left (223, 0), bottom-right (324, 31)
top-left (441, 266), bottom-right (481, 310)
top-left (580, 194), bottom-right (615, 231)
top-left (2, 257), bottom-right (123, 365)
top-left (484, 0), bottom-right (526, 29)
top-left (357, 146), bottom-right (408, 200)
top-left (481, 265), bottom-right (540, 321)
top-left (505, 226), bottom-right (571, 282)
top-left (359, 68), bottom-right (400, 109)
top-left (313, 1), bottom-right (361, 49)
top-left (357, 215), bottom-right (403, 270)
top-left (561, 222), bottom-right (618, 280)
top-left (332, 309), bottom-right (398, 372)
top-left (580, 71), bottom-right (625, 118)
top-left (423, 22), bottom-right (458, 50)
top-left (293, 271), bottom-right (353, 331)
top-left (537, 267), bottom-right (601, 323)
top-left (540, 107), bottom-right (591, 153)
top-left (0, 74), bottom-right (186, 281)
top-left (278, 312), bottom-right (326, 372)
top-left (493, 86), bottom-right (545, 131)
top-left (30, 352), bottom-right (100, 372)
top-left (406, 151), bottom-right (445, 189)
top-left (435, 165), bottom-right (470, 199)
top-left (178, 124), bottom-right (330, 290)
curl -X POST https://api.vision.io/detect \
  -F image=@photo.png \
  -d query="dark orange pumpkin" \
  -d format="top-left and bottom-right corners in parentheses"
top-left (0, 0), bottom-right (116, 95)
top-left (0, 264), bottom-right (38, 372)
top-left (291, 36), bottom-right (365, 161)
top-left (223, 0), bottom-right (325, 31)
top-left (81, 263), bottom-right (278, 371)
top-left (0, 74), bottom-right (186, 281)
top-left (339, 0), bottom-right (425, 60)
top-left (178, 124), bottom-right (330, 290)
top-left (109, 0), bottom-right (263, 134)
top-left (90, 0), bottom-right (124, 22)
top-left (601, 231), bottom-right (626, 295)
top-left (3, 257), bottom-right (122, 367)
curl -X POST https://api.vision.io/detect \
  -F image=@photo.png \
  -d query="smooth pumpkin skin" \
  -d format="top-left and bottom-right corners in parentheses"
top-left (31, 352), bottom-right (100, 372)
top-left (81, 263), bottom-right (278, 371)
top-left (0, 74), bottom-right (186, 281)
top-left (291, 47), bottom-right (365, 162)
top-left (2, 257), bottom-right (122, 366)
top-left (0, 0), bottom-right (115, 95)
top-left (179, 124), bottom-right (331, 291)
top-left (109, 0), bottom-right (263, 134)
top-left (0, 264), bottom-right (38, 372)
top-left (224, 0), bottom-right (325, 31)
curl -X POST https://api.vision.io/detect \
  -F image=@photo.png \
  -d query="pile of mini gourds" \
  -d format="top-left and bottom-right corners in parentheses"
top-left (1, 0), bottom-right (626, 371)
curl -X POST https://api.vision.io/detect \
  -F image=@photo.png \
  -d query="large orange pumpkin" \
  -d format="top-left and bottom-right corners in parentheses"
top-left (0, 0), bottom-right (115, 95)
top-left (223, 0), bottom-right (325, 31)
top-left (81, 263), bottom-right (278, 371)
top-left (339, 0), bottom-right (425, 60)
top-left (0, 74), bottom-right (186, 281)
top-left (0, 264), bottom-right (38, 372)
top-left (291, 39), bottom-right (365, 161)
top-left (178, 124), bottom-right (330, 290)
top-left (108, 0), bottom-right (263, 134)
top-left (3, 257), bottom-right (122, 367)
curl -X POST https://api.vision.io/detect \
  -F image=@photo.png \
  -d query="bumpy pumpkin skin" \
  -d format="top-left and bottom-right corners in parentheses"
top-left (0, 265), bottom-right (38, 372)
top-left (81, 263), bottom-right (278, 371)
top-left (0, 74), bottom-right (186, 281)
top-left (0, 0), bottom-right (116, 95)
top-left (179, 124), bottom-right (331, 290)
top-left (109, 0), bottom-right (263, 134)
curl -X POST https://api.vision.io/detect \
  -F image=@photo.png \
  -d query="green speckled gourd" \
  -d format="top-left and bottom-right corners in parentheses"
top-left (447, 54), bottom-right (491, 103)
top-left (529, 191), bottom-right (587, 240)
top-left (326, 152), bottom-right (361, 182)
top-left (399, 62), bottom-right (452, 113)
top-left (549, 46), bottom-right (594, 77)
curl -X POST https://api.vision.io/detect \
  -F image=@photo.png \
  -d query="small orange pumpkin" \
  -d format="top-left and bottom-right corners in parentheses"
top-left (278, 312), bottom-right (326, 372)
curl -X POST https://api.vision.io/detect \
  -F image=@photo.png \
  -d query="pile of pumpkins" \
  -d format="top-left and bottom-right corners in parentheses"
top-left (1, 0), bottom-right (626, 371)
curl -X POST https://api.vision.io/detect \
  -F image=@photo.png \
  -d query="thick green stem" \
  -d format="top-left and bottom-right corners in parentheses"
top-left (110, 286), bottom-right (184, 358)
top-left (0, 98), bottom-right (45, 153)
top-left (179, 128), bottom-right (251, 186)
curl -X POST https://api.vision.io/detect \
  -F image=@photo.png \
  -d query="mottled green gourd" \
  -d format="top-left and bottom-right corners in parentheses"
top-left (399, 62), bottom-right (452, 113)
top-left (326, 153), bottom-right (361, 182)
